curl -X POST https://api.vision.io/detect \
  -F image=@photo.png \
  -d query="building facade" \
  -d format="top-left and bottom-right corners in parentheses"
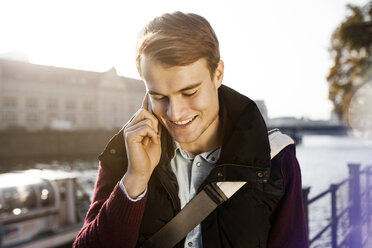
top-left (0, 59), bottom-right (145, 131)
top-left (254, 100), bottom-right (269, 124)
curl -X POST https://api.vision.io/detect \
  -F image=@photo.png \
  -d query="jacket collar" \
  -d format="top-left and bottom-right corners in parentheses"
top-left (217, 84), bottom-right (271, 168)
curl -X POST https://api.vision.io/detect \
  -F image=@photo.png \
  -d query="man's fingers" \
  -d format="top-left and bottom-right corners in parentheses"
top-left (127, 109), bottom-right (159, 134)
top-left (125, 92), bottom-right (160, 134)
top-left (125, 124), bottom-right (159, 145)
top-left (143, 136), bottom-right (150, 147)
top-left (127, 119), bottom-right (160, 146)
top-left (125, 119), bottom-right (156, 134)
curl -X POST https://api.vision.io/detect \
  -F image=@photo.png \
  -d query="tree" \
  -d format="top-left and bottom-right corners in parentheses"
top-left (327, 1), bottom-right (372, 126)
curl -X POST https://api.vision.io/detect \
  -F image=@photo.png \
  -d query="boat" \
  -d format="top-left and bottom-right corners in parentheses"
top-left (0, 169), bottom-right (90, 248)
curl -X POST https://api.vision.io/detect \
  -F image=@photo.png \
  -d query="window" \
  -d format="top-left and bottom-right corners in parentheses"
top-left (59, 181), bottom-right (66, 200)
top-left (66, 100), bottom-right (76, 110)
top-left (2, 96), bottom-right (17, 107)
top-left (83, 100), bottom-right (93, 111)
top-left (47, 113), bottom-right (58, 123)
top-left (26, 97), bottom-right (38, 109)
top-left (26, 113), bottom-right (39, 123)
top-left (2, 112), bottom-right (17, 123)
top-left (19, 185), bottom-right (37, 211)
top-left (38, 181), bottom-right (55, 207)
top-left (47, 98), bottom-right (58, 109)
top-left (0, 187), bottom-right (18, 217)
top-left (65, 114), bottom-right (76, 124)
top-left (0, 185), bottom-right (37, 217)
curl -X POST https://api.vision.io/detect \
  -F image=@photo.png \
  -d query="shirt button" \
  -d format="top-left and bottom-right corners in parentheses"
top-left (110, 148), bottom-right (116, 154)
top-left (196, 162), bottom-right (201, 167)
top-left (188, 242), bottom-right (193, 247)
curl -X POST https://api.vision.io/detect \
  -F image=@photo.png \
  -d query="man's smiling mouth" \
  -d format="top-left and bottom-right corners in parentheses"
top-left (170, 116), bottom-right (197, 126)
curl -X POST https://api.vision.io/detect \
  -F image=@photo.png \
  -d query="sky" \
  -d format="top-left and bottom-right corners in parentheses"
top-left (0, 0), bottom-right (369, 120)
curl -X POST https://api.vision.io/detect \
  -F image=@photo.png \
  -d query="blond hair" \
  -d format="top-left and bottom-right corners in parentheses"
top-left (136, 11), bottom-right (220, 78)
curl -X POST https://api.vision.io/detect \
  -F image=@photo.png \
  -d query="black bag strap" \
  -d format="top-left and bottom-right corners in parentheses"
top-left (142, 129), bottom-right (294, 248)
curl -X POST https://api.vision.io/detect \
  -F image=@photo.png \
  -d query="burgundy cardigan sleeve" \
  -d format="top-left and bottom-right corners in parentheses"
top-left (267, 147), bottom-right (309, 248)
top-left (73, 161), bottom-right (147, 248)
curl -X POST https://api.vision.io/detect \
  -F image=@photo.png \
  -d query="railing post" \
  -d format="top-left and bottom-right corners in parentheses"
top-left (348, 163), bottom-right (362, 248)
top-left (330, 184), bottom-right (338, 248)
top-left (367, 166), bottom-right (371, 237)
top-left (302, 186), bottom-right (311, 236)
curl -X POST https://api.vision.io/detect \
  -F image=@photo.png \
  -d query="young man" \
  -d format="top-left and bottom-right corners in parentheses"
top-left (74, 12), bottom-right (308, 248)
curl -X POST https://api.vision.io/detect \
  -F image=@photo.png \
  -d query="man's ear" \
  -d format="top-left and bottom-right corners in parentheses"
top-left (214, 60), bottom-right (224, 88)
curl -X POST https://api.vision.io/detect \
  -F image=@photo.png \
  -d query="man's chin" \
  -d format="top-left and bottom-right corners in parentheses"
top-left (171, 133), bottom-right (199, 145)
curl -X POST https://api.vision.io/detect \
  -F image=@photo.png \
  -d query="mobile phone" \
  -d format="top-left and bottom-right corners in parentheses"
top-left (148, 99), bottom-right (153, 114)
top-left (147, 99), bottom-right (162, 135)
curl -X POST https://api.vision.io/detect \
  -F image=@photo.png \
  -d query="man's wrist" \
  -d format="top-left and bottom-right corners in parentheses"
top-left (121, 172), bottom-right (149, 199)
top-left (119, 180), bottom-right (147, 201)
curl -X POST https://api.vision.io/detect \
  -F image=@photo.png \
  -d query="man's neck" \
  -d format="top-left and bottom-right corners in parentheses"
top-left (178, 116), bottom-right (222, 155)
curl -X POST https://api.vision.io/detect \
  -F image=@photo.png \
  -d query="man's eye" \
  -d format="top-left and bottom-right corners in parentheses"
top-left (153, 96), bottom-right (167, 101)
top-left (183, 90), bottom-right (197, 97)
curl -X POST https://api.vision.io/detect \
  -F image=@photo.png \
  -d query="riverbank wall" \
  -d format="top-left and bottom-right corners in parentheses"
top-left (0, 129), bottom-right (118, 162)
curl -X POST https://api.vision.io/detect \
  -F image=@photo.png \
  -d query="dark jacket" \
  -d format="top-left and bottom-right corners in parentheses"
top-left (74, 85), bottom-right (308, 248)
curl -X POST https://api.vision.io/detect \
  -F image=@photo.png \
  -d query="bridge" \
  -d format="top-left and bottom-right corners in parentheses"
top-left (267, 119), bottom-right (348, 144)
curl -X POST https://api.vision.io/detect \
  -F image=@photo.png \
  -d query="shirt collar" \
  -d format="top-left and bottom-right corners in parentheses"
top-left (172, 140), bottom-right (221, 163)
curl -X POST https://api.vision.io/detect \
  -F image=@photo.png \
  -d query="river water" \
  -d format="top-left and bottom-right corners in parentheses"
top-left (297, 134), bottom-right (372, 196)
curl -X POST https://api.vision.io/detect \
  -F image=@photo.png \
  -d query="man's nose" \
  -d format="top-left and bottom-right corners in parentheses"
top-left (166, 99), bottom-right (185, 121)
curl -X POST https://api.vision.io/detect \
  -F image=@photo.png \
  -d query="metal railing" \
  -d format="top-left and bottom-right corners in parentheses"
top-left (302, 163), bottom-right (372, 248)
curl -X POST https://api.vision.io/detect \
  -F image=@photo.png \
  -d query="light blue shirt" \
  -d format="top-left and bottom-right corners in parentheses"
top-left (171, 141), bottom-right (221, 248)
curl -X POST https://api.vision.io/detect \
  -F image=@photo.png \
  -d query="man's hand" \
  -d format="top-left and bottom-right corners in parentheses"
top-left (122, 93), bottom-right (162, 198)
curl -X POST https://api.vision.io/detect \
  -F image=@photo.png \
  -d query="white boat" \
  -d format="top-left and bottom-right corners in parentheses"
top-left (0, 169), bottom-right (90, 248)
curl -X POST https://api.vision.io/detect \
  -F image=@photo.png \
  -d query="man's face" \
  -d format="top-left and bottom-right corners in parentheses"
top-left (140, 56), bottom-right (224, 151)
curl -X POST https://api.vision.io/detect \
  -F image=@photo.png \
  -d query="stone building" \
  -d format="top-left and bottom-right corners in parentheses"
top-left (0, 59), bottom-right (145, 131)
